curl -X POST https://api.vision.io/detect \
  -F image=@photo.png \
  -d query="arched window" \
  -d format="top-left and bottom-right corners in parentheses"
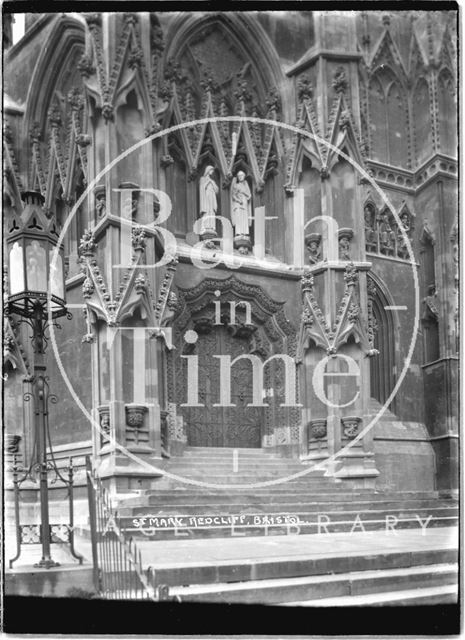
top-left (412, 78), bottom-right (433, 166)
top-left (369, 69), bottom-right (409, 167)
top-left (437, 69), bottom-right (457, 157)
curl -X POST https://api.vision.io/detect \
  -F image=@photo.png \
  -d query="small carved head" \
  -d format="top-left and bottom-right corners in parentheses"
top-left (236, 170), bottom-right (246, 182)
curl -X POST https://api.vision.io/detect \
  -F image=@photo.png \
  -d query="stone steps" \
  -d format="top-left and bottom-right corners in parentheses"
top-left (143, 545), bottom-right (458, 587)
top-left (166, 562), bottom-right (458, 604)
top-left (283, 584), bottom-right (458, 607)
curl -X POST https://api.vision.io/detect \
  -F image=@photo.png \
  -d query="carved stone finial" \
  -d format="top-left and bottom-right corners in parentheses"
top-left (131, 225), bottom-right (146, 252)
top-left (128, 47), bottom-right (143, 70)
top-left (68, 87), bottom-right (84, 110)
top-left (301, 269), bottom-right (314, 292)
top-left (234, 78), bottom-right (250, 104)
top-left (164, 58), bottom-right (182, 84)
top-left (77, 54), bottom-right (95, 78)
top-left (265, 87), bottom-right (281, 115)
top-left (339, 109), bottom-right (351, 130)
top-left (101, 102), bottom-right (114, 122)
top-left (201, 69), bottom-right (218, 93)
top-left (134, 273), bottom-right (147, 294)
top-left (85, 13), bottom-right (102, 29)
top-left (30, 121), bottom-right (42, 143)
top-left (82, 277), bottom-right (94, 299)
top-left (344, 262), bottom-right (358, 286)
top-left (79, 229), bottom-right (96, 256)
top-left (150, 16), bottom-right (164, 54)
top-left (297, 75), bottom-right (313, 101)
top-left (47, 104), bottom-right (62, 127)
top-left (332, 66), bottom-right (348, 94)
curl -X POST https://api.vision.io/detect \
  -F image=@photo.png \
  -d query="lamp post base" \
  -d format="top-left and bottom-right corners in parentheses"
top-left (34, 558), bottom-right (61, 569)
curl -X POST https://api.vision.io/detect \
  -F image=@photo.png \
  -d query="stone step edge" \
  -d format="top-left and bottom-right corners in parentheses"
top-left (168, 563), bottom-right (458, 597)
top-left (144, 548), bottom-right (458, 584)
top-left (282, 583), bottom-right (459, 607)
top-left (122, 506), bottom-right (457, 517)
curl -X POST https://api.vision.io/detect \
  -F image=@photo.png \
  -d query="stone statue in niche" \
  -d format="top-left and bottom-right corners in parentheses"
top-left (231, 170), bottom-right (252, 253)
top-left (364, 205), bottom-right (376, 252)
top-left (198, 165), bottom-right (219, 237)
top-left (379, 212), bottom-right (395, 255)
top-left (423, 284), bottom-right (439, 320)
top-left (396, 211), bottom-right (411, 259)
top-left (305, 233), bottom-right (322, 264)
top-left (338, 228), bottom-right (353, 261)
top-left (95, 192), bottom-right (106, 218)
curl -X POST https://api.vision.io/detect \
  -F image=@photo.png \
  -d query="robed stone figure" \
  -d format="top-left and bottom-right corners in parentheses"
top-left (199, 165), bottom-right (219, 236)
top-left (230, 170), bottom-right (252, 236)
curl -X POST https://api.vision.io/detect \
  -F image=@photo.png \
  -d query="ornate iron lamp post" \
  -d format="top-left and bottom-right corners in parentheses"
top-left (6, 190), bottom-right (70, 568)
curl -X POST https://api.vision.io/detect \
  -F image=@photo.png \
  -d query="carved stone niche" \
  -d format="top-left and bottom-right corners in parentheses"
top-left (309, 419), bottom-right (327, 440)
top-left (341, 415), bottom-right (361, 439)
top-left (125, 404), bottom-right (148, 428)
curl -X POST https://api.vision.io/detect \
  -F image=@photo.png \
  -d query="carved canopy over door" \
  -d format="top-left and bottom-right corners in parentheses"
top-left (183, 326), bottom-right (262, 448)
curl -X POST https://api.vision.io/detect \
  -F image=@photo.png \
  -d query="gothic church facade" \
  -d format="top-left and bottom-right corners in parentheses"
top-left (4, 10), bottom-right (458, 496)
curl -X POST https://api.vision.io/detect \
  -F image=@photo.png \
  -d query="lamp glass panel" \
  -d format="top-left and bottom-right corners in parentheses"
top-left (26, 240), bottom-right (47, 292)
top-left (9, 241), bottom-right (25, 295)
top-left (49, 250), bottom-right (64, 299)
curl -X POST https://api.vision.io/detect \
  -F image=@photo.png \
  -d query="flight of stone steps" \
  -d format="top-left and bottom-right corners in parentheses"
top-left (117, 447), bottom-right (458, 540)
top-left (136, 531), bottom-right (458, 606)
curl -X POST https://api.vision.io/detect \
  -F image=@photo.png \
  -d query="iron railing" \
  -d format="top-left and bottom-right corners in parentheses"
top-left (8, 453), bottom-right (84, 568)
top-left (85, 456), bottom-right (168, 600)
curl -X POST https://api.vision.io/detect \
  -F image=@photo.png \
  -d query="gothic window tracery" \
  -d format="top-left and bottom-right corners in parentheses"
top-left (363, 201), bottom-right (413, 260)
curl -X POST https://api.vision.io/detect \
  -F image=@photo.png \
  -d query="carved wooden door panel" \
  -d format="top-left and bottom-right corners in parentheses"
top-left (184, 327), bottom-right (262, 448)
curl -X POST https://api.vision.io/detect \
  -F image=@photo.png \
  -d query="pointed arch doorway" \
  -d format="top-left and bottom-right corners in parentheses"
top-left (183, 325), bottom-right (263, 448)
top-left (368, 275), bottom-right (397, 412)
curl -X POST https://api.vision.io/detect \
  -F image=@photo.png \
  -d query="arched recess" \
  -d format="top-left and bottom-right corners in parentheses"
top-left (412, 77), bottom-right (433, 166)
top-left (437, 68), bottom-right (457, 157)
top-left (115, 88), bottom-right (145, 185)
top-left (368, 67), bottom-right (409, 167)
top-left (367, 274), bottom-right (397, 413)
top-left (23, 15), bottom-right (85, 137)
top-left (166, 276), bottom-right (298, 449)
top-left (163, 12), bottom-right (284, 101)
top-left (165, 133), bottom-right (189, 237)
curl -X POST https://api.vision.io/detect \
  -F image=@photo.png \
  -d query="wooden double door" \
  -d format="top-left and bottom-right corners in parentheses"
top-left (181, 326), bottom-right (263, 448)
